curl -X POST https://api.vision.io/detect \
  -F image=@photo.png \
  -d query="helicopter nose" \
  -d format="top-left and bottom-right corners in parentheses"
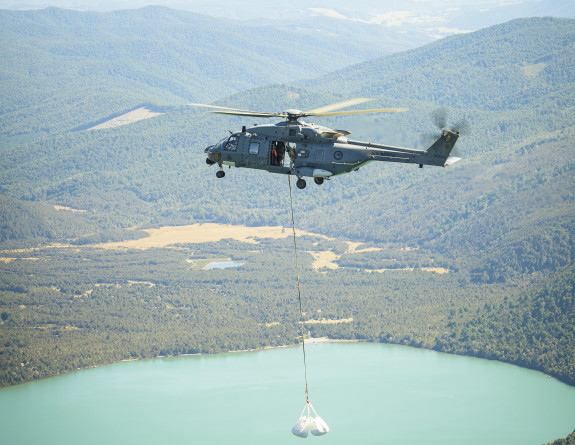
top-left (205, 145), bottom-right (221, 165)
top-left (205, 146), bottom-right (216, 165)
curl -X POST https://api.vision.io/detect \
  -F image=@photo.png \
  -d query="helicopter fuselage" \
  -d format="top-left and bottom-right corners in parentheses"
top-left (205, 118), bottom-right (460, 188)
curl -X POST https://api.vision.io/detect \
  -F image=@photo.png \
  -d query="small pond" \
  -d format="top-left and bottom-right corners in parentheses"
top-left (202, 260), bottom-right (245, 270)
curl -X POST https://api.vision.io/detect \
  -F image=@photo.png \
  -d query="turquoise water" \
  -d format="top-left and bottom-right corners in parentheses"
top-left (1, 342), bottom-right (574, 444)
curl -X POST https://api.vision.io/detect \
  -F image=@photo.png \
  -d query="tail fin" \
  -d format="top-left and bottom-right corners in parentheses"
top-left (426, 129), bottom-right (461, 166)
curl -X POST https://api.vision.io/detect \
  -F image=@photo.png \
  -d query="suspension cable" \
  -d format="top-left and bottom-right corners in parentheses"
top-left (288, 176), bottom-right (309, 402)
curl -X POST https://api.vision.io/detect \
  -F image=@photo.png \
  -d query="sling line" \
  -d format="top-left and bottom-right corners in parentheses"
top-left (288, 175), bottom-right (309, 402)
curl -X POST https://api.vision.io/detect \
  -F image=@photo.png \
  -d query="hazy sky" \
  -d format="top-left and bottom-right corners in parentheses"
top-left (1, 0), bottom-right (572, 38)
top-left (0, 0), bottom-right (566, 15)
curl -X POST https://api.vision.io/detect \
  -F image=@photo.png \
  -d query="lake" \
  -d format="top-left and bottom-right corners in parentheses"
top-left (1, 342), bottom-right (574, 445)
top-left (202, 260), bottom-right (245, 270)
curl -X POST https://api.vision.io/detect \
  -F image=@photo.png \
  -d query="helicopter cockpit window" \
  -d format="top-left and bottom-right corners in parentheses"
top-left (224, 135), bottom-right (239, 151)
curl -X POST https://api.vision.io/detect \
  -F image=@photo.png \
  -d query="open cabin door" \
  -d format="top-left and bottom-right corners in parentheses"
top-left (268, 140), bottom-right (291, 174)
top-left (270, 141), bottom-right (287, 166)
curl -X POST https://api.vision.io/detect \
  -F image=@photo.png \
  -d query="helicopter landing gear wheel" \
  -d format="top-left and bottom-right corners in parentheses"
top-left (296, 178), bottom-right (307, 189)
top-left (216, 170), bottom-right (225, 179)
top-left (314, 177), bottom-right (324, 185)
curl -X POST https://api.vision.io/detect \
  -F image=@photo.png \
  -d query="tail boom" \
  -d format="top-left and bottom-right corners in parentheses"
top-left (347, 129), bottom-right (461, 168)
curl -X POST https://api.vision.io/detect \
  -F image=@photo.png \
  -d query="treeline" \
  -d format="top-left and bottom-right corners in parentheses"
top-left (547, 430), bottom-right (575, 445)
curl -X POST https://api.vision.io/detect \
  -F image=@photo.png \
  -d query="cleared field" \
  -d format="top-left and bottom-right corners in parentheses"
top-left (95, 223), bottom-right (448, 274)
top-left (302, 317), bottom-right (354, 324)
top-left (307, 250), bottom-right (340, 271)
top-left (98, 223), bottom-right (330, 249)
top-left (87, 107), bottom-right (164, 130)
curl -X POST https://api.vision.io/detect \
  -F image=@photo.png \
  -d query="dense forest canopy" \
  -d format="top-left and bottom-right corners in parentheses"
top-left (0, 11), bottom-right (574, 445)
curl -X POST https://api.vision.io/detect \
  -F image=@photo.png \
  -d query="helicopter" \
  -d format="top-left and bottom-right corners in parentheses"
top-left (192, 99), bottom-right (462, 189)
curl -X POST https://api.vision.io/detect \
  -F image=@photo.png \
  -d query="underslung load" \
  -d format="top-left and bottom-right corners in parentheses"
top-left (292, 401), bottom-right (330, 438)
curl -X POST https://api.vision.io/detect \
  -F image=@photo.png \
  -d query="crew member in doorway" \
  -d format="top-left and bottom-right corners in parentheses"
top-left (271, 141), bottom-right (286, 166)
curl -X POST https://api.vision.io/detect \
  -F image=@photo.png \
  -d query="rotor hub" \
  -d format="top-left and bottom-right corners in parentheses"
top-left (285, 109), bottom-right (304, 121)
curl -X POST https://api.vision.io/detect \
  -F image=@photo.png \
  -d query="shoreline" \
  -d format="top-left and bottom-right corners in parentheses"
top-left (95, 339), bottom-right (575, 389)
top-left (225, 336), bottom-right (360, 354)
top-left (1, 338), bottom-right (572, 390)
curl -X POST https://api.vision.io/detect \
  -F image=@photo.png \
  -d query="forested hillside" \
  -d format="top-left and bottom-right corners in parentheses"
top-left (292, 17), bottom-right (575, 282)
top-left (0, 10), bottom-right (574, 420)
top-left (301, 17), bottom-right (575, 111)
top-left (0, 195), bottom-right (99, 246)
top-left (0, 6), bottom-right (386, 147)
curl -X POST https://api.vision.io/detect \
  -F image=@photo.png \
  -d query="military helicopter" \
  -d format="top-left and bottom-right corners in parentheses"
top-left (192, 99), bottom-right (462, 189)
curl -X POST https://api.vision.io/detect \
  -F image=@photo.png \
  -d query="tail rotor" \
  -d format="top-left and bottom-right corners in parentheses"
top-left (422, 108), bottom-right (470, 157)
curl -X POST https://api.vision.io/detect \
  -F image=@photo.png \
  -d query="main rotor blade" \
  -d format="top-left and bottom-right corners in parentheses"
top-left (189, 101), bottom-right (407, 119)
top-left (305, 98), bottom-right (374, 115)
top-left (212, 110), bottom-right (287, 118)
top-left (188, 103), bottom-right (270, 115)
top-left (311, 107), bottom-right (408, 117)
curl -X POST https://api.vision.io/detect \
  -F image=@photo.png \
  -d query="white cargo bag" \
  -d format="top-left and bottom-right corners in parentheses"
top-left (310, 416), bottom-right (329, 436)
top-left (292, 415), bottom-right (309, 438)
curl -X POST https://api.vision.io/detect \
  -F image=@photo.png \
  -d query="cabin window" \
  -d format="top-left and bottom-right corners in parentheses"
top-left (249, 142), bottom-right (260, 155)
top-left (289, 129), bottom-right (297, 137)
